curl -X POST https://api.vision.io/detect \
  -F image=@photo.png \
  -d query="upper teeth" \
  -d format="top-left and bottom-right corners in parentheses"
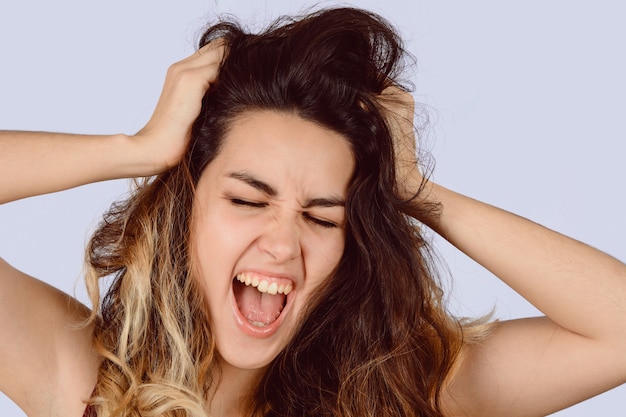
top-left (236, 273), bottom-right (293, 295)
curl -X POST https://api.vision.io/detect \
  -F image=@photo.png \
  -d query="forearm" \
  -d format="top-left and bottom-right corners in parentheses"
top-left (1, 42), bottom-right (226, 206)
top-left (420, 178), bottom-right (626, 343)
top-left (0, 131), bottom-right (161, 204)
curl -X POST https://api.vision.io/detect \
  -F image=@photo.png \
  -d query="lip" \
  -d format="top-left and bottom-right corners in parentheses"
top-left (230, 270), bottom-right (296, 338)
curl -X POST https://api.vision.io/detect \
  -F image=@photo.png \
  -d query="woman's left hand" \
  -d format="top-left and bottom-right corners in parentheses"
top-left (378, 86), bottom-right (424, 200)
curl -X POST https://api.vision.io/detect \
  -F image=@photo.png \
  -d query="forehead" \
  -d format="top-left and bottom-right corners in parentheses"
top-left (207, 110), bottom-right (354, 194)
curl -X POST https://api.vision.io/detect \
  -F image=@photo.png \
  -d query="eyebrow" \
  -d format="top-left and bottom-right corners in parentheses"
top-left (228, 171), bottom-right (277, 196)
top-left (302, 197), bottom-right (346, 209)
top-left (227, 171), bottom-right (346, 208)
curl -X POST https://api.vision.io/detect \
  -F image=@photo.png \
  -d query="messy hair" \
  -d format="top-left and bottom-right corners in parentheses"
top-left (85, 7), bottom-right (468, 417)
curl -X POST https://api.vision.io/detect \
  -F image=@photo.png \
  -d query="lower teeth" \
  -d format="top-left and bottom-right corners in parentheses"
top-left (249, 321), bottom-right (268, 327)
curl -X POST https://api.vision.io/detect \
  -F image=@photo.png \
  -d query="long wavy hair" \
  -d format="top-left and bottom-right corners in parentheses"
top-left (85, 7), bottom-right (470, 417)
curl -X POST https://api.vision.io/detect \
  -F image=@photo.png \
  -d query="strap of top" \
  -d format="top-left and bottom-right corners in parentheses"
top-left (83, 404), bottom-right (96, 417)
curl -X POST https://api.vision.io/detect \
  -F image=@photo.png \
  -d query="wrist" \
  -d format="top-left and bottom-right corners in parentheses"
top-left (118, 133), bottom-right (175, 178)
top-left (398, 166), bottom-right (426, 201)
top-left (394, 167), bottom-right (443, 229)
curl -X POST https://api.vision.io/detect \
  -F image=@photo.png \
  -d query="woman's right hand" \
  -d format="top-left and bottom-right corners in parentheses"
top-left (0, 40), bottom-right (228, 415)
top-left (132, 39), bottom-right (226, 173)
top-left (0, 40), bottom-right (225, 204)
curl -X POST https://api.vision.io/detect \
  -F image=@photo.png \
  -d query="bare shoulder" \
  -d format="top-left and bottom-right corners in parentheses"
top-left (441, 316), bottom-right (626, 417)
top-left (0, 257), bottom-right (99, 417)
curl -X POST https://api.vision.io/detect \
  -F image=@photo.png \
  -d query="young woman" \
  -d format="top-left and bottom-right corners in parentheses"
top-left (1, 7), bottom-right (625, 417)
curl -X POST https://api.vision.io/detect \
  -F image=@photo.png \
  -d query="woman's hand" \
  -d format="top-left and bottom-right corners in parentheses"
top-left (133, 40), bottom-right (226, 173)
top-left (0, 40), bottom-right (226, 203)
top-left (378, 86), bottom-right (424, 201)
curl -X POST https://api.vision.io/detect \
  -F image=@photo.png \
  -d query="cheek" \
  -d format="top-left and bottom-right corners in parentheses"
top-left (304, 232), bottom-right (346, 284)
top-left (195, 203), bottom-right (251, 252)
top-left (191, 205), bottom-right (249, 284)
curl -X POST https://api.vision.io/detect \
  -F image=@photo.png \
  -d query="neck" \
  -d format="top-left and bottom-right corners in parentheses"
top-left (209, 359), bottom-right (264, 417)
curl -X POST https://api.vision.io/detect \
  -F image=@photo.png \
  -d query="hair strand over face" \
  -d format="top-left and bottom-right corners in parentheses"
top-left (84, 7), bottom-right (474, 417)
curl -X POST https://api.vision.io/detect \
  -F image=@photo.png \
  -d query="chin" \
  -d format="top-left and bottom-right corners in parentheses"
top-left (214, 327), bottom-right (291, 372)
top-left (217, 346), bottom-right (280, 372)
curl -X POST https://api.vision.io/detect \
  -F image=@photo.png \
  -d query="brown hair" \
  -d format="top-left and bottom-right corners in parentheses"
top-left (85, 7), bottom-right (465, 417)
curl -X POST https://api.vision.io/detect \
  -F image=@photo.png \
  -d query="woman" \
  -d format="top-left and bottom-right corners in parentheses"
top-left (1, 6), bottom-right (625, 417)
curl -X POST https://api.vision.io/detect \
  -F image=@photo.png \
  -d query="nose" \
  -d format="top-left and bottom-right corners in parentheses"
top-left (257, 215), bottom-right (301, 262)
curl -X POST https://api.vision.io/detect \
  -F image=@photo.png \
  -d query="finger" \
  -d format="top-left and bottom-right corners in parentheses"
top-left (197, 37), bottom-right (226, 55)
top-left (176, 38), bottom-right (226, 68)
top-left (380, 86), bottom-right (414, 108)
top-left (163, 44), bottom-right (225, 89)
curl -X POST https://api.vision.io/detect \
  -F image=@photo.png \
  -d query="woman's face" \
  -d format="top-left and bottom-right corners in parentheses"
top-left (191, 110), bottom-right (354, 371)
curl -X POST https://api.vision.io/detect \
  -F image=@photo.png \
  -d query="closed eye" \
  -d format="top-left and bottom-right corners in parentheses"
top-left (303, 212), bottom-right (339, 229)
top-left (229, 197), bottom-right (339, 228)
top-left (229, 198), bottom-right (268, 208)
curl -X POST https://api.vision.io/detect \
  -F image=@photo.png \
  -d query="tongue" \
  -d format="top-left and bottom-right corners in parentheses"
top-left (234, 281), bottom-right (286, 326)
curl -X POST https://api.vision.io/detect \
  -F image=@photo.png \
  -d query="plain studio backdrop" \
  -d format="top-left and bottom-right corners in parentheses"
top-left (1, 1), bottom-right (624, 416)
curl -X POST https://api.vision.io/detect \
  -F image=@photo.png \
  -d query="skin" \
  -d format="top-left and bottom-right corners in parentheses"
top-left (191, 111), bottom-right (353, 415)
top-left (0, 41), bottom-right (227, 417)
top-left (1, 40), bottom-right (626, 417)
top-left (383, 89), bottom-right (626, 416)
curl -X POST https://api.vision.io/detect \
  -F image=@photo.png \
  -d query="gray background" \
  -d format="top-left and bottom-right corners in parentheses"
top-left (1, 0), bottom-right (624, 415)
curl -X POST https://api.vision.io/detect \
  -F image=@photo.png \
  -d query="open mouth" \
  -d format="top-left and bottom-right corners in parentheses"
top-left (232, 272), bottom-right (293, 330)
